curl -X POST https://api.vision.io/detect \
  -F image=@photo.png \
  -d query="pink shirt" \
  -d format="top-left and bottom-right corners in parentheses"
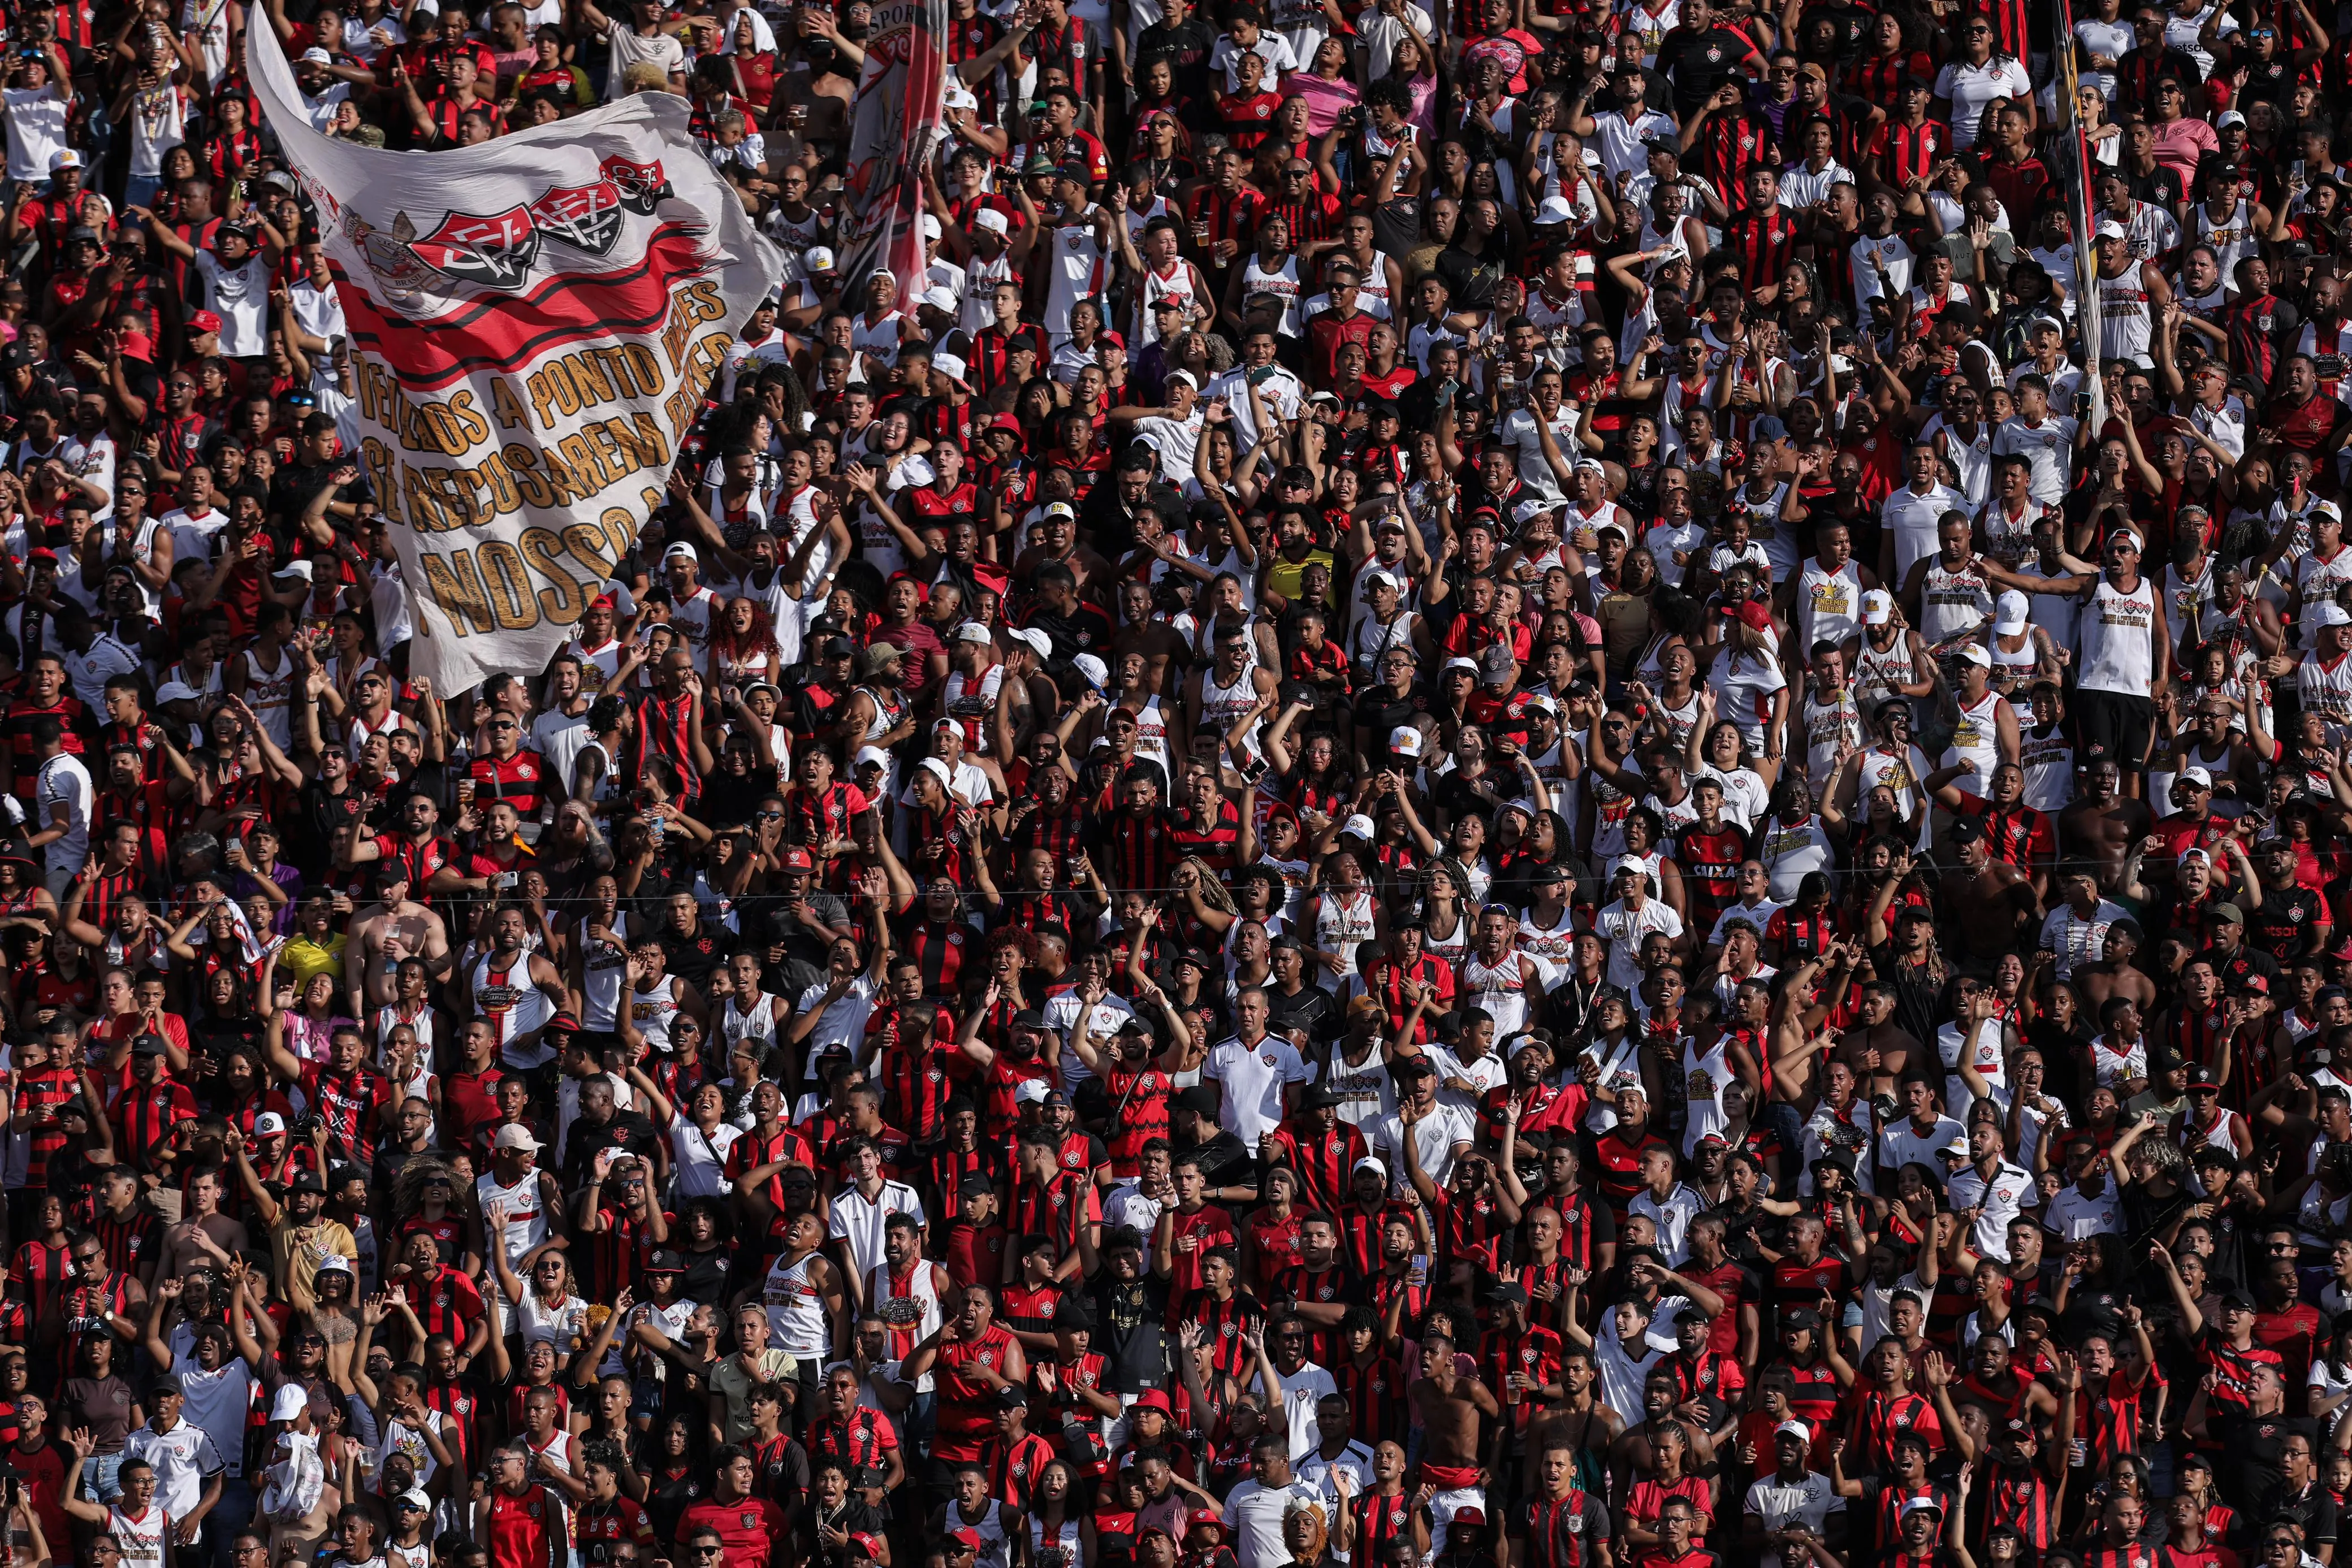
top-left (2146, 115), bottom-right (2218, 188)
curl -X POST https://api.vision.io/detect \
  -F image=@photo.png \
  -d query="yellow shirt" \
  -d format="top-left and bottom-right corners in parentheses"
top-left (1263, 548), bottom-right (1337, 610)
top-left (280, 933), bottom-right (347, 994)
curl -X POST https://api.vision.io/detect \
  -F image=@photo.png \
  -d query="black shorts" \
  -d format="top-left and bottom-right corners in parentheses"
top-left (2075, 689), bottom-right (2155, 768)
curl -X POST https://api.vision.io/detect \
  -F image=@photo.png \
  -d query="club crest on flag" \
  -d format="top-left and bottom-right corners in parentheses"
top-left (529, 179), bottom-right (628, 258)
top-left (407, 203), bottom-right (543, 289)
top-left (600, 154), bottom-right (674, 214)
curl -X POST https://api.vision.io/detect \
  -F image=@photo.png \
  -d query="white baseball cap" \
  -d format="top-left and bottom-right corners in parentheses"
top-left (921, 284), bottom-right (959, 313)
top-left (1994, 590), bottom-right (2029, 635)
top-left (1611, 855), bottom-right (1648, 880)
top-left (2178, 766), bottom-right (2215, 789)
top-left (1958, 643), bottom-right (1992, 667)
top-left (270, 1385), bottom-right (310, 1423)
top-left (1014, 1078), bottom-right (1050, 1105)
top-left (1536, 195), bottom-right (1576, 225)
top-left (1169, 370), bottom-right (1199, 391)
top-left (933, 350), bottom-right (968, 383)
top-left (2096, 220), bottom-right (2129, 241)
top-left (1073, 652), bottom-right (1110, 688)
top-left (916, 757), bottom-right (954, 789)
top-left (253, 1112), bottom-right (288, 1136)
top-left (803, 245), bottom-right (837, 274)
top-left (1389, 725), bottom-right (1423, 757)
top-left (1340, 813), bottom-right (1377, 839)
top-left (661, 542), bottom-right (698, 565)
top-left (2316, 603), bottom-right (2352, 629)
top-left (919, 214), bottom-right (943, 241)
top-left (974, 208), bottom-right (1011, 235)
top-left (1352, 1156), bottom-right (1387, 1179)
top-left (1006, 627), bottom-right (1052, 659)
top-left (954, 622), bottom-right (993, 646)
top-left (854, 746), bottom-right (891, 769)
top-left (1862, 589), bottom-right (1894, 626)
top-left (1775, 1420), bottom-right (1811, 1442)
top-left (49, 150), bottom-right (81, 171)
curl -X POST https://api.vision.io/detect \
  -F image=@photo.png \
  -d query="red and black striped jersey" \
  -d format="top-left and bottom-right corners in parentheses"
top-left (90, 1207), bottom-right (161, 1280)
top-left (1334, 1357), bottom-right (1408, 1446)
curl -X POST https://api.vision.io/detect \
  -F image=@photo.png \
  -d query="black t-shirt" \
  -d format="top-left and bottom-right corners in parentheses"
top-left (2246, 883), bottom-right (2327, 960)
top-left (660, 920), bottom-right (736, 987)
top-left (1133, 15), bottom-right (1214, 99)
top-left (2215, 1408), bottom-right (2310, 1517)
top-left (1265, 979), bottom-right (1339, 1047)
top-left (1089, 1271), bottom-right (1174, 1393)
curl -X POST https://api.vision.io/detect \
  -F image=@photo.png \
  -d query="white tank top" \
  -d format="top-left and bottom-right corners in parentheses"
top-left (243, 647), bottom-right (295, 749)
top-left (1757, 813), bottom-right (1835, 902)
top-left (372, 1001), bottom-right (436, 1062)
top-left (1579, 1035), bottom-right (1644, 1133)
top-left (1351, 250), bottom-right (1399, 320)
top-left (867, 1258), bottom-right (942, 1393)
top-left (1423, 909), bottom-right (1471, 971)
top-left (1138, 260), bottom-right (1201, 346)
top-left (1852, 634), bottom-right (1916, 716)
top-left (1240, 253), bottom-right (1302, 337)
top-left (1680, 1034), bottom-right (1731, 1153)
top-left (1200, 665), bottom-right (1263, 757)
top-left (1797, 560), bottom-right (1863, 651)
top-left (1460, 951), bottom-right (1529, 1036)
top-left (579, 913), bottom-right (630, 1032)
top-left (1945, 690), bottom-right (2004, 794)
top-left (629, 979), bottom-right (681, 1054)
top-left (762, 1250), bottom-right (833, 1357)
top-left (2195, 199), bottom-right (2256, 280)
top-left (477, 1168), bottom-right (547, 1271)
top-left (1129, 693), bottom-right (1172, 770)
top-left (474, 950), bottom-right (555, 1070)
top-left (1313, 889), bottom-right (1378, 988)
top-left (1517, 907), bottom-right (1576, 966)
top-left (110, 1506), bottom-right (167, 1568)
top-left (952, 1501), bottom-right (1012, 1568)
top-left (1921, 561), bottom-right (1994, 646)
top-left (1351, 611), bottom-right (1419, 684)
top-left (2299, 651), bottom-right (2352, 744)
top-left (2079, 576), bottom-right (2157, 694)
top-left (2019, 725), bottom-right (2074, 811)
top-left (1801, 688), bottom-right (1864, 790)
top-left (2099, 265), bottom-right (2154, 366)
top-left (1989, 632), bottom-right (2040, 697)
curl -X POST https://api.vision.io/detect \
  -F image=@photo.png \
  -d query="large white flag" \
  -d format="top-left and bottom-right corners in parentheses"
top-left (248, 25), bottom-right (781, 694)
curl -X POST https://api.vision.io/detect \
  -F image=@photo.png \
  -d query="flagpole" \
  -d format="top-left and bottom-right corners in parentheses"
top-left (2053, 0), bottom-right (2107, 432)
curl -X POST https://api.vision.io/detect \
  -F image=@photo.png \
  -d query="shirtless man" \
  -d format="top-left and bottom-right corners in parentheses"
top-left (1836, 978), bottom-right (1919, 1095)
top-left (343, 863), bottom-right (452, 1019)
top-left (1411, 1326), bottom-right (1501, 1551)
top-left (1936, 817), bottom-right (2039, 967)
top-left (157, 1165), bottom-right (250, 1279)
top-left (2072, 921), bottom-right (2159, 1013)
top-left (1521, 1342), bottom-right (1623, 1495)
top-left (2059, 754), bottom-right (2156, 899)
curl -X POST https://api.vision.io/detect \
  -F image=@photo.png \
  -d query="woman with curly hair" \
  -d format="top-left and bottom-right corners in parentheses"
top-left (708, 596), bottom-right (785, 691)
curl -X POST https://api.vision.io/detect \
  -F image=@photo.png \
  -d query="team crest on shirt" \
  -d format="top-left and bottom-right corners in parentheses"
top-left (741, 1513), bottom-right (759, 1529)
top-left (1262, 1053), bottom-right (1277, 1067)
top-left (1371, 1379), bottom-right (1385, 1392)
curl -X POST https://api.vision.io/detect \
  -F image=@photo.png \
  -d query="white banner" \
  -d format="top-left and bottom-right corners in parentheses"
top-left (248, 25), bottom-right (781, 694)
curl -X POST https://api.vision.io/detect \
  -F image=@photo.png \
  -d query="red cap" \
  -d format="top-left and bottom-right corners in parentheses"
top-left (27, 548), bottom-right (56, 564)
top-left (1189, 1511), bottom-right (1228, 1538)
top-left (950, 1532), bottom-right (984, 1554)
top-left (588, 593), bottom-right (616, 612)
top-left (1452, 1510), bottom-right (1487, 1528)
top-left (117, 331), bottom-right (154, 363)
top-left (780, 847), bottom-right (815, 872)
top-left (848, 1535), bottom-right (885, 1560)
top-left (989, 413), bottom-right (1023, 436)
top-left (1131, 1389), bottom-right (1173, 1414)
top-left (188, 310), bottom-right (223, 334)
top-left (1100, 330), bottom-right (1126, 350)
top-left (1736, 600), bottom-right (1774, 634)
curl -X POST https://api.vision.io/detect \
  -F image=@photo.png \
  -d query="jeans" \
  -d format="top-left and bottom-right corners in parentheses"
top-left (85, 1452), bottom-right (125, 1502)
top-left (209, 1476), bottom-right (253, 1568)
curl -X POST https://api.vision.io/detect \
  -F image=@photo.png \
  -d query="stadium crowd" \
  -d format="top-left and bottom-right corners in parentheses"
top-left (4, 0), bottom-right (2352, 1564)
